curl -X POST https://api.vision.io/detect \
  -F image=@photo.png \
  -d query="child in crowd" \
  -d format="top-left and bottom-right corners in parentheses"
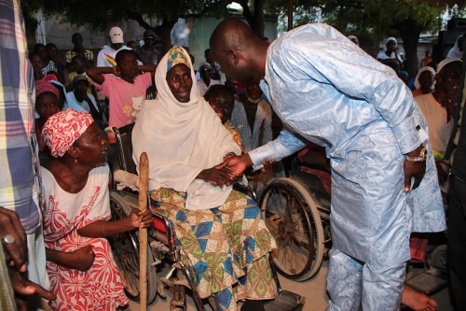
top-left (204, 84), bottom-right (243, 151)
top-left (34, 43), bottom-right (56, 76)
top-left (66, 55), bottom-right (98, 98)
top-left (46, 43), bottom-right (66, 83)
top-left (127, 40), bottom-right (139, 53)
top-left (35, 80), bottom-right (60, 163)
top-left (31, 54), bottom-right (57, 82)
top-left (87, 50), bottom-right (156, 130)
top-left (65, 75), bottom-right (103, 127)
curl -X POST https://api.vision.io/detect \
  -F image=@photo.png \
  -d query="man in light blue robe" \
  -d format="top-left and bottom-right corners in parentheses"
top-left (210, 18), bottom-right (446, 310)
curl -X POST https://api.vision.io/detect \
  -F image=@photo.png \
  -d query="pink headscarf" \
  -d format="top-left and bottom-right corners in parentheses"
top-left (35, 80), bottom-right (59, 100)
top-left (41, 109), bottom-right (93, 158)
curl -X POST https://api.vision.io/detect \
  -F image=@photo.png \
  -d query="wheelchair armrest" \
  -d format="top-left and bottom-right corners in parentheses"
top-left (233, 182), bottom-right (257, 202)
top-left (113, 170), bottom-right (140, 191)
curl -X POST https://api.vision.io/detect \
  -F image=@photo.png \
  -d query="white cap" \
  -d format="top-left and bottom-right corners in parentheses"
top-left (109, 26), bottom-right (124, 44)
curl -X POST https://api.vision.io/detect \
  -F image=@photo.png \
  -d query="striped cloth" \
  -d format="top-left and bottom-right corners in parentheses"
top-left (0, 0), bottom-right (42, 233)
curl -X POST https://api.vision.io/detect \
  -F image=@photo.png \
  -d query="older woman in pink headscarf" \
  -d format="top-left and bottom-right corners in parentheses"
top-left (40, 109), bottom-right (152, 311)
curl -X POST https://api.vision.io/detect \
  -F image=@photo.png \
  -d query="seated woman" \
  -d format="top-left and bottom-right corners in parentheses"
top-left (40, 109), bottom-right (152, 311)
top-left (132, 46), bottom-right (276, 311)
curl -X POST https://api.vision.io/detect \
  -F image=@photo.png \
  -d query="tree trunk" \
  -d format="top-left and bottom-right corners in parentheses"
top-left (157, 20), bottom-right (177, 55)
top-left (237, 0), bottom-right (265, 37)
top-left (393, 19), bottom-right (423, 78)
top-left (126, 11), bottom-right (176, 55)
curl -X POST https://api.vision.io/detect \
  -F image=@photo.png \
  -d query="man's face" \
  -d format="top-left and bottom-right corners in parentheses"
top-left (144, 36), bottom-right (155, 47)
top-left (210, 44), bottom-right (252, 85)
top-left (47, 45), bottom-right (57, 59)
top-left (72, 34), bottom-right (83, 46)
top-left (199, 63), bottom-right (212, 80)
top-left (31, 55), bottom-right (44, 74)
top-left (386, 40), bottom-right (397, 52)
top-left (72, 58), bottom-right (86, 74)
top-left (74, 80), bottom-right (89, 95)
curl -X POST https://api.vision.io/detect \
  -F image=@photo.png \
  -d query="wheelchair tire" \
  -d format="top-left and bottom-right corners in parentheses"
top-left (108, 191), bottom-right (158, 305)
top-left (261, 178), bottom-right (325, 281)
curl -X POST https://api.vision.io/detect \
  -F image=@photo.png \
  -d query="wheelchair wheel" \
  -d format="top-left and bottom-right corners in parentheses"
top-left (108, 191), bottom-right (158, 304)
top-left (261, 178), bottom-right (325, 281)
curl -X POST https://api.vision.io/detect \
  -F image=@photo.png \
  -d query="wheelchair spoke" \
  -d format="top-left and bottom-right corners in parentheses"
top-left (262, 178), bottom-right (324, 280)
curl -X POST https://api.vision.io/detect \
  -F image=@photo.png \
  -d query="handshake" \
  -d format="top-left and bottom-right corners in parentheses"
top-left (198, 154), bottom-right (252, 187)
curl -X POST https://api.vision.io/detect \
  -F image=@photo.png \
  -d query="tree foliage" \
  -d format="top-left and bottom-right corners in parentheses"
top-left (264, 0), bottom-right (446, 75)
top-left (23, 0), bottom-right (449, 75)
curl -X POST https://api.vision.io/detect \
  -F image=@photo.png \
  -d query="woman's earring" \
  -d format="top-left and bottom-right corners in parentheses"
top-left (74, 158), bottom-right (78, 165)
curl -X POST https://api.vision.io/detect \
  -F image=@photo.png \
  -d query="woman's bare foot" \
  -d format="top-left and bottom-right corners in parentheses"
top-left (402, 284), bottom-right (438, 311)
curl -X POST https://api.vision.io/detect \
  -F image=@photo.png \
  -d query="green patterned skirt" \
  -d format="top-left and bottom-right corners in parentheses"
top-left (151, 188), bottom-right (277, 311)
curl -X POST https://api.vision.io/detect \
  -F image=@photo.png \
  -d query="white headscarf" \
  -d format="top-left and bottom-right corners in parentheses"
top-left (447, 35), bottom-right (463, 58)
top-left (385, 37), bottom-right (397, 46)
top-left (414, 66), bottom-right (436, 90)
top-left (437, 57), bottom-right (462, 74)
top-left (132, 46), bottom-right (241, 210)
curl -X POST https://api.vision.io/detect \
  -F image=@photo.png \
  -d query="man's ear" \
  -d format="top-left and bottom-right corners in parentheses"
top-left (228, 50), bottom-right (240, 65)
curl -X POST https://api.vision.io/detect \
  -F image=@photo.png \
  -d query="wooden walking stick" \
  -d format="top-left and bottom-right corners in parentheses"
top-left (139, 152), bottom-right (149, 310)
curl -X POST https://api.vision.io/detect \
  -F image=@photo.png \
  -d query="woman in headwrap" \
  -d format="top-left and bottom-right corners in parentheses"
top-left (40, 109), bottom-right (152, 311)
top-left (376, 37), bottom-right (403, 63)
top-left (412, 66), bottom-right (436, 97)
top-left (132, 46), bottom-right (276, 311)
top-left (447, 34), bottom-right (464, 58)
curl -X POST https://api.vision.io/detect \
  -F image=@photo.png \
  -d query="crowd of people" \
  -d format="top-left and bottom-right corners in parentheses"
top-left (1, 1), bottom-right (466, 310)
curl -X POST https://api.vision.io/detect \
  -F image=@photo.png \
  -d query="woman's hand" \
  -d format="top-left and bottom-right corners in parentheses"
top-left (128, 208), bottom-right (153, 228)
top-left (197, 167), bottom-right (235, 186)
top-left (46, 246), bottom-right (95, 271)
top-left (69, 246), bottom-right (95, 271)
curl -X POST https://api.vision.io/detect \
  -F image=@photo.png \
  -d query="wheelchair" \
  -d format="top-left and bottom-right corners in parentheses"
top-left (106, 124), bottom-right (304, 310)
top-left (259, 148), bottom-right (332, 281)
top-left (107, 124), bottom-right (205, 310)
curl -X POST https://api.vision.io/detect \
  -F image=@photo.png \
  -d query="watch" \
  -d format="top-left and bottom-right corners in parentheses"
top-left (406, 146), bottom-right (427, 162)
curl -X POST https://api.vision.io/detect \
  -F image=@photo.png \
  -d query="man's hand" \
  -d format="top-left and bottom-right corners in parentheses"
top-left (404, 145), bottom-right (427, 192)
top-left (215, 154), bottom-right (252, 180)
top-left (9, 267), bottom-right (56, 311)
top-left (0, 206), bottom-right (27, 272)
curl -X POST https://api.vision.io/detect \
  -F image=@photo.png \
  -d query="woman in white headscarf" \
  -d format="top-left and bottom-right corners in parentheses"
top-left (412, 66), bottom-right (436, 97)
top-left (376, 37), bottom-right (403, 63)
top-left (132, 46), bottom-right (276, 311)
top-left (447, 34), bottom-right (463, 58)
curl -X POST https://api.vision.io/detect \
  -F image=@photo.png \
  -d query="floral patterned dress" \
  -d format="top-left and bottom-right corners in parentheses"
top-left (42, 165), bottom-right (128, 311)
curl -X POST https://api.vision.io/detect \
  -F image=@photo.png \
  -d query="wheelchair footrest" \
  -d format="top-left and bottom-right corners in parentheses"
top-left (264, 290), bottom-right (305, 311)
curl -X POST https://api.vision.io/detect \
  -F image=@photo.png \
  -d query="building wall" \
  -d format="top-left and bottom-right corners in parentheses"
top-left (33, 15), bottom-right (277, 71)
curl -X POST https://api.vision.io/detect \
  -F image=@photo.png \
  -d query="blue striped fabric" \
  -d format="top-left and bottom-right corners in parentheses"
top-left (0, 0), bottom-right (41, 233)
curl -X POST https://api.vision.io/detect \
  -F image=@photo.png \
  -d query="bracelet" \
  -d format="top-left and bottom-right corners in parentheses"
top-left (406, 146), bottom-right (427, 162)
top-left (102, 221), bottom-right (108, 236)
